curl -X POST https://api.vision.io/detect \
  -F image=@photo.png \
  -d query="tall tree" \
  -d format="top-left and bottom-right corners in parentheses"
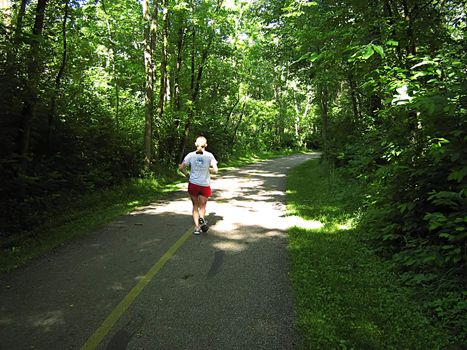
top-left (48, 0), bottom-right (70, 152)
top-left (178, 0), bottom-right (224, 161)
top-left (18, 0), bottom-right (48, 159)
top-left (142, 0), bottom-right (158, 169)
top-left (156, 0), bottom-right (169, 154)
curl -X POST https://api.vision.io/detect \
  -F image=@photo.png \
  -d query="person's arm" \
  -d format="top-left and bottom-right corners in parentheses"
top-left (210, 160), bottom-right (218, 174)
top-left (179, 162), bottom-right (190, 178)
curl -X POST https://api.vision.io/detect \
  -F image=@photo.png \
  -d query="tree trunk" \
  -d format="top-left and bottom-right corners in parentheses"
top-left (276, 65), bottom-right (289, 146)
top-left (347, 72), bottom-right (360, 120)
top-left (167, 23), bottom-right (185, 160)
top-left (178, 0), bottom-right (224, 161)
top-left (4, 0), bottom-right (27, 125)
top-left (143, 0), bottom-right (158, 169)
top-left (231, 100), bottom-right (247, 146)
top-left (369, 93), bottom-right (381, 120)
top-left (402, 0), bottom-right (421, 136)
top-left (156, 0), bottom-right (169, 154)
top-left (292, 86), bottom-right (311, 146)
top-left (18, 0), bottom-right (48, 159)
top-left (177, 27), bottom-right (197, 163)
top-left (101, 0), bottom-right (120, 128)
top-left (319, 85), bottom-right (329, 153)
top-left (173, 26), bottom-right (185, 114)
top-left (383, 0), bottom-right (402, 59)
top-left (178, 26), bottom-right (214, 162)
top-left (13, 0), bottom-right (28, 41)
top-left (47, 0), bottom-right (69, 153)
top-left (223, 94), bottom-right (240, 133)
top-left (402, 0), bottom-right (416, 55)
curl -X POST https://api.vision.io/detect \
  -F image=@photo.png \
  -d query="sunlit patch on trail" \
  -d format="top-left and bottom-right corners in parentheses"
top-left (212, 240), bottom-right (246, 252)
top-left (129, 198), bottom-right (191, 216)
top-left (239, 170), bottom-right (286, 178)
top-left (29, 310), bottom-right (65, 331)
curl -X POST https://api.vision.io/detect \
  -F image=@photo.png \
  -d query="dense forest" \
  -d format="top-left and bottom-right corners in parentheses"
top-left (0, 0), bottom-right (465, 341)
top-left (0, 0), bottom-right (318, 232)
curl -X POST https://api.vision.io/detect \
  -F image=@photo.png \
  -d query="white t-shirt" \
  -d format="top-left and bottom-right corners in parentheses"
top-left (183, 150), bottom-right (218, 186)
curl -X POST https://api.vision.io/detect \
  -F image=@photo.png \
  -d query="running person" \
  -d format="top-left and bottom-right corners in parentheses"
top-left (179, 136), bottom-right (218, 235)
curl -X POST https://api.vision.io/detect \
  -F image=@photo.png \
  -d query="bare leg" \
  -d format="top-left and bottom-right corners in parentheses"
top-left (189, 194), bottom-right (200, 228)
top-left (198, 195), bottom-right (208, 220)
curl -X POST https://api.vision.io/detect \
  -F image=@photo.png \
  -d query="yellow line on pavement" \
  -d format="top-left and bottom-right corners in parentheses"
top-left (80, 227), bottom-right (193, 350)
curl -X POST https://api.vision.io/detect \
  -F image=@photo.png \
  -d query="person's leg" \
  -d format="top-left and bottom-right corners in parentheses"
top-left (197, 195), bottom-right (209, 232)
top-left (198, 195), bottom-right (208, 220)
top-left (189, 193), bottom-right (200, 228)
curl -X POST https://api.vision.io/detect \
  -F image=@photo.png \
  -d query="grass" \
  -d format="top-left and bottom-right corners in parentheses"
top-left (0, 149), bottom-right (299, 275)
top-left (286, 159), bottom-right (451, 349)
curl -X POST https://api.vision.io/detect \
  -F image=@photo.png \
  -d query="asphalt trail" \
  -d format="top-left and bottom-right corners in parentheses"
top-left (0, 153), bottom-right (318, 349)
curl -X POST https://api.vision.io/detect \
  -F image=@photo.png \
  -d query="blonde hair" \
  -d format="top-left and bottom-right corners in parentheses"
top-left (195, 136), bottom-right (207, 148)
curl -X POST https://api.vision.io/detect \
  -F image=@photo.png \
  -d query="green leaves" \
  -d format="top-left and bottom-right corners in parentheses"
top-left (371, 44), bottom-right (384, 58)
top-left (428, 191), bottom-right (462, 208)
top-left (385, 40), bottom-right (398, 47)
top-left (297, 51), bottom-right (322, 63)
top-left (448, 166), bottom-right (467, 183)
top-left (424, 212), bottom-right (448, 231)
top-left (350, 43), bottom-right (385, 62)
top-left (362, 45), bottom-right (375, 59)
top-left (282, 0), bottom-right (318, 18)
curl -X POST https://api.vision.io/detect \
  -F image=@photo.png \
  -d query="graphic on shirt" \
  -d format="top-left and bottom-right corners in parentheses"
top-left (183, 150), bottom-right (217, 186)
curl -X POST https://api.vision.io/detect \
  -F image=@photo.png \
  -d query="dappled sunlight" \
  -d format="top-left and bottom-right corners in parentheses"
top-left (130, 197), bottom-right (191, 216)
top-left (213, 219), bottom-right (237, 232)
top-left (238, 169), bottom-right (286, 179)
top-left (213, 174), bottom-right (279, 202)
top-left (242, 193), bottom-right (281, 201)
top-left (337, 224), bottom-right (351, 230)
top-left (107, 156), bottom-right (301, 254)
top-left (210, 200), bottom-right (289, 232)
top-left (257, 172), bottom-right (286, 178)
top-left (195, 158), bottom-right (316, 254)
top-left (286, 216), bottom-right (324, 230)
top-left (337, 218), bottom-right (356, 231)
top-left (285, 218), bottom-right (354, 233)
top-left (209, 227), bottom-right (286, 253)
top-left (212, 240), bottom-right (247, 252)
top-left (29, 310), bottom-right (65, 331)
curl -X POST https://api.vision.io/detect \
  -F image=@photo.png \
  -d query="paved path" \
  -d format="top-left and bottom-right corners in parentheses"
top-left (0, 153), bottom-right (318, 350)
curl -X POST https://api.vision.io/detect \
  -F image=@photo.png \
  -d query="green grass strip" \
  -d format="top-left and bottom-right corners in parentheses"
top-left (286, 159), bottom-right (450, 349)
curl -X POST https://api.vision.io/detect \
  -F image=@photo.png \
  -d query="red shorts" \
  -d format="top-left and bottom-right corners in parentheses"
top-left (188, 182), bottom-right (212, 197)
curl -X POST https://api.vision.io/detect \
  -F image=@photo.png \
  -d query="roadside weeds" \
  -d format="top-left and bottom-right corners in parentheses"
top-left (286, 159), bottom-right (452, 349)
